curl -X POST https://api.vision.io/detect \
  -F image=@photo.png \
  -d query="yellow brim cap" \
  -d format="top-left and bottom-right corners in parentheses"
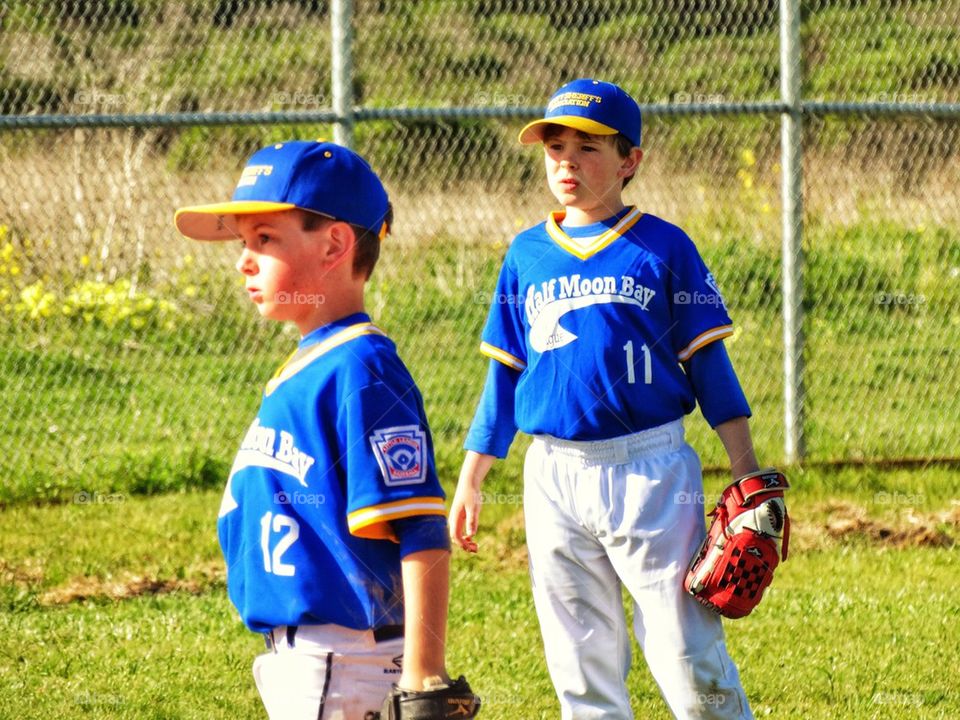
top-left (174, 200), bottom-right (297, 241)
top-left (518, 115), bottom-right (619, 145)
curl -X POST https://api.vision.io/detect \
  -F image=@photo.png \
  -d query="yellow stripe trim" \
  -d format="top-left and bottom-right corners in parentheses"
top-left (265, 322), bottom-right (387, 396)
top-left (479, 342), bottom-right (526, 371)
top-left (348, 497), bottom-right (447, 541)
top-left (174, 201), bottom-right (299, 241)
top-left (545, 207), bottom-right (643, 260)
top-left (677, 325), bottom-right (734, 362)
top-left (518, 115), bottom-right (619, 145)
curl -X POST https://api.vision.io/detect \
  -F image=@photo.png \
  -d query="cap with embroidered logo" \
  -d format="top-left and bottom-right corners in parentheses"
top-left (518, 78), bottom-right (641, 148)
top-left (175, 140), bottom-right (390, 241)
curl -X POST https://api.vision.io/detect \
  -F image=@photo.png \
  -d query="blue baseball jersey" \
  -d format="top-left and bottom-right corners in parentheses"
top-left (218, 313), bottom-right (446, 633)
top-left (480, 208), bottom-right (733, 441)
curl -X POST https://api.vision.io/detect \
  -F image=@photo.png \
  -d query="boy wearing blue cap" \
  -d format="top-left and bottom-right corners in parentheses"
top-left (176, 141), bottom-right (479, 720)
top-left (450, 80), bottom-right (771, 718)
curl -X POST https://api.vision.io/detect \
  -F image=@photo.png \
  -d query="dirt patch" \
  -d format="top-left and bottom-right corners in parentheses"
top-left (793, 501), bottom-right (958, 550)
top-left (474, 501), bottom-right (960, 561)
top-left (38, 560), bottom-right (225, 606)
top-left (491, 510), bottom-right (529, 568)
top-left (0, 558), bottom-right (45, 586)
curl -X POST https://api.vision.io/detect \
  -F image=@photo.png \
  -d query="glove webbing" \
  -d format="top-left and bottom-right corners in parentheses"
top-left (713, 469), bottom-right (790, 560)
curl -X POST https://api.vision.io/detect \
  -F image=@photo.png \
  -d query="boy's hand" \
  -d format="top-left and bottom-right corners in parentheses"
top-left (449, 483), bottom-right (482, 553)
top-left (449, 451), bottom-right (496, 553)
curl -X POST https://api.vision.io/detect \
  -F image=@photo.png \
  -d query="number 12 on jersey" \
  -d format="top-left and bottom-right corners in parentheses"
top-left (623, 340), bottom-right (652, 385)
top-left (260, 511), bottom-right (300, 576)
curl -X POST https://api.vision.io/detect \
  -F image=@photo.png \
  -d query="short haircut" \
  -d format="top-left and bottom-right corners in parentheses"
top-left (542, 125), bottom-right (638, 188)
top-left (300, 203), bottom-right (393, 279)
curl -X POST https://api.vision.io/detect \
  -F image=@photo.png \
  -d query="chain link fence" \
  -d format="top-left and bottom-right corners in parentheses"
top-left (1, 0), bottom-right (958, 504)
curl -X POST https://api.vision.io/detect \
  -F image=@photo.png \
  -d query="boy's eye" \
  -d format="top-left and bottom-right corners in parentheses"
top-left (258, 234), bottom-right (272, 244)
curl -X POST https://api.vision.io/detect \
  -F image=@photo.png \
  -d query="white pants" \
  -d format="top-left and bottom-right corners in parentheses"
top-left (252, 624), bottom-right (404, 720)
top-left (524, 421), bottom-right (753, 720)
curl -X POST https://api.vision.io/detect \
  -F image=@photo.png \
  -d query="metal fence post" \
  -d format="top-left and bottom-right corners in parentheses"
top-left (780, 0), bottom-right (806, 463)
top-left (331, 0), bottom-right (354, 148)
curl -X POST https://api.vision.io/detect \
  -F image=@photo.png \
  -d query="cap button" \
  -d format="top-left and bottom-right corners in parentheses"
top-left (274, 143), bottom-right (283, 149)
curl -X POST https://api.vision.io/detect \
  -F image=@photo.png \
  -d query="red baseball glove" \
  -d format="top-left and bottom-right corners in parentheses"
top-left (684, 469), bottom-right (790, 619)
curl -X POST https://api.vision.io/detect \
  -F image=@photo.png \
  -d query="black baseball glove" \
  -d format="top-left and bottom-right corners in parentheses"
top-left (380, 675), bottom-right (481, 719)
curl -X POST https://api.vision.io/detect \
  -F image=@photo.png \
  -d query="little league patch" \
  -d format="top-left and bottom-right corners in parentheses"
top-left (370, 425), bottom-right (427, 485)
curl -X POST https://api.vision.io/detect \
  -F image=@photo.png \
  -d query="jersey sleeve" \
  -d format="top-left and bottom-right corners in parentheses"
top-left (669, 234), bottom-right (734, 361)
top-left (683, 340), bottom-right (751, 427)
top-left (464, 359), bottom-right (519, 458)
top-left (337, 381), bottom-right (446, 542)
top-left (479, 252), bottom-right (527, 371)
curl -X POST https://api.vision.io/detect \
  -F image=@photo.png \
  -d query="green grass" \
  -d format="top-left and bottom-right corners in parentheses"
top-left (1, 468), bottom-right (958, 718)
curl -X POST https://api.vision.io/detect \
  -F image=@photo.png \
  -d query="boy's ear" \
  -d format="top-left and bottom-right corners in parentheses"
top-left (620, 147), bottom-right (643, 179)
top-left (321, 221), bottom-right (358, 265)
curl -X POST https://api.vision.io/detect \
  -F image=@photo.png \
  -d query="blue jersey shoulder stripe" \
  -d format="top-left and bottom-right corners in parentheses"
top-left (545, 206), bottom-right (644, 260)
top-left (480, 341), bottom-right (527, 371)
top-left (348, 496), bottom-right (447, 540)
top-left (265, 321), bottom-right (387, 396)
top-left (677, 324), bottom-right (734, 362)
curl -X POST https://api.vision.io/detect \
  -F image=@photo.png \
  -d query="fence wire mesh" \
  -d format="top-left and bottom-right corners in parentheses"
top-left (1, 1), bottom-right (958, 504)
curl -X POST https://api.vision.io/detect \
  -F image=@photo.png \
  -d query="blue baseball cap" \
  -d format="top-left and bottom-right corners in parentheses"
top-left (175, 140), bottom-right (390, 241)
top-left (519, 78), bottom-right (642, 148)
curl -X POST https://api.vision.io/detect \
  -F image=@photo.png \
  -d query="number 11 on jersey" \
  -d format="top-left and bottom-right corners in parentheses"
top-left (623, 340), bottom-right (652, 384)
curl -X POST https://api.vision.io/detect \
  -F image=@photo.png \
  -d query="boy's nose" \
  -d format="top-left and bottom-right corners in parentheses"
top-left (235, 249), bottom-right (257, 275)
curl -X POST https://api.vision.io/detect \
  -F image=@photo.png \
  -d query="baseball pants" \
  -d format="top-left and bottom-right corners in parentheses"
top-left (252, 623), bottom-right (404, 720)
top-left (524, 420), bottom-right (753, 720)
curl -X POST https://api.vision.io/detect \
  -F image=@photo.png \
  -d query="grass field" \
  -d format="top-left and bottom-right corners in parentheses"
top-left (1, 467), bottom-right (958, 718)
top-left (2, 2), bottom-right (959, 717)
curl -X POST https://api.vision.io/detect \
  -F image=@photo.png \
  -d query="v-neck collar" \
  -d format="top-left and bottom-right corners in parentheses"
top-left (264, 314), bottom-right (385, 396)
top-left (545, 206), bottom-right (644, 260)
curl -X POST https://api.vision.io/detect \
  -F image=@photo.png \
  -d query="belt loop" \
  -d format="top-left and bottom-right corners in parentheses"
top-left (615, 441), bottom-right (628, 464)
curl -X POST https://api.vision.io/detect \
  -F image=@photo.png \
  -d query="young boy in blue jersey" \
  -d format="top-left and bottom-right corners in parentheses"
top-left (450, 80), bottom-right (767, 718)
top-left (176, 140), bottom-right (478, 720)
